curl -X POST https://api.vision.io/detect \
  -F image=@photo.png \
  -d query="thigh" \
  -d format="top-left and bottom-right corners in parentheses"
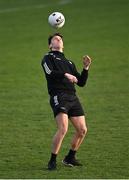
top-left (70, 116), bottom-right (87, 131)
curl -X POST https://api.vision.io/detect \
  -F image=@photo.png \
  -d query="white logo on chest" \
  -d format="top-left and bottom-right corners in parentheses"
top-left (56, 57), bottom-right (61, 60)
top-left (69, 61), bottom-right (72, 64)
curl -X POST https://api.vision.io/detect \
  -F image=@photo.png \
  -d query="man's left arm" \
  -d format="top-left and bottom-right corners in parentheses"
top-left (73, 55), bottom-right (92, 87)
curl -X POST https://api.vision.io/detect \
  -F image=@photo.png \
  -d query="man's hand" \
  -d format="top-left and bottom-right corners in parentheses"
top-left (64, 73), bottom-right (78, 83)
top-left (83, 55), bottom-right (92, 70)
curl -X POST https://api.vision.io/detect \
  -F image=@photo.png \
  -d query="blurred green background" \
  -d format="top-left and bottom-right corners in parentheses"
top-left (0, 0), bottom-right (129, 178)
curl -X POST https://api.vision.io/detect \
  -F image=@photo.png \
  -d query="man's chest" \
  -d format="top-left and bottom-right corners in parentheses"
top-left (53, 57), bottom-right (73, 73)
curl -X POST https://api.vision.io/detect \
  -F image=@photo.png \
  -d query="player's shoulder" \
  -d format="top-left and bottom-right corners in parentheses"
top-left (41, 53), bottom-right (48, 66)
top-left (42, 52), bottom-right (53, 64)
top-left (68, 59), bottom-right (74, 64)
top-left (43, 52), bottom-right (56, 60)
top-left (65, 58), bottom-right (75, 66)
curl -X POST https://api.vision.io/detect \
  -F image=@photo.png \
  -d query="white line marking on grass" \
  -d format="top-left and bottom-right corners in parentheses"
top-left (0, 0), bottom-right (72, 14)
top-left (0, 4), bottom-right (47, 14)
top-left (59, 0), bottom-right (73, 5)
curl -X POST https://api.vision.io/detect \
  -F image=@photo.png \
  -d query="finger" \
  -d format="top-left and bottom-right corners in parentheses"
top-left (83, 55), bottom-right (87, 59)
top-left (83, 55), bottom-right (91, 61)
top-left (75, 79), bottom-right (78, 83)
top-left (74, 77), bottom-right (78, 83)
top-left (86, 55), bottom-right (91, 60)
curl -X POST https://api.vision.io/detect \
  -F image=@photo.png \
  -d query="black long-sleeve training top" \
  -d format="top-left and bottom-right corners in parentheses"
top-left (41, 51), bottom-right (88, 96)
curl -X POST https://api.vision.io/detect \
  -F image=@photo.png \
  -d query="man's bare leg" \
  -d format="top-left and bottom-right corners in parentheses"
top-left (48, 112), bottom-right (68, 170)
top-left (70, 116), bottom-right (87, 151)
top-left (52, 113), bottom-right (68, 154)
top-left (62, 116), bottom-right (87, 166)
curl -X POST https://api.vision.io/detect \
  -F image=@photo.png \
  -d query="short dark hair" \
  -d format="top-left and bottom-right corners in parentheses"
top-left (48, 33), bottom-right (63, 45)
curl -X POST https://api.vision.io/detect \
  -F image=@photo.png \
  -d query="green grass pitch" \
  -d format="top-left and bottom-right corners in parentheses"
top-left (0, 0), bottom-right (129, 178)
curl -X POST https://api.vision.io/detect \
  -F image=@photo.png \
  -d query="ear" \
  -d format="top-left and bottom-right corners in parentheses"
top-left (49, 44), bottom-right (52, 49)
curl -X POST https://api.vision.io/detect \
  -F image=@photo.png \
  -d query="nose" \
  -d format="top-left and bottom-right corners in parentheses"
top-left (55, 37), bottom-right (61, 41)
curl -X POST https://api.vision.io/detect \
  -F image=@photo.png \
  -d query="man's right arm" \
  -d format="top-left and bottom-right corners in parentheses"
top-left (41, 55), bottom-right (64, 79)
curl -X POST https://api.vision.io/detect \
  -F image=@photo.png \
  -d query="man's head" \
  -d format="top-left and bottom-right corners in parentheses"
top-left (48, 33), bottom-right (64, 52)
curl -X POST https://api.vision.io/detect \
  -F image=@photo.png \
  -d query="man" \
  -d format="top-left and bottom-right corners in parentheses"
top-left (41, 33), bottom-right (92, 170)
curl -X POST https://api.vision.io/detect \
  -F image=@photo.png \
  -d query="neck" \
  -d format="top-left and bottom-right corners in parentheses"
top-left (51, 47), bottom-right (63, 53)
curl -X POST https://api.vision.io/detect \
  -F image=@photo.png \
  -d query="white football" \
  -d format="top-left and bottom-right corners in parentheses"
top-left (48, 12), bottom-right (65, 29)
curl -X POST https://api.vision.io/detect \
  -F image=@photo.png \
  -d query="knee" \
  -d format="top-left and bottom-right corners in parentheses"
top-left (78, 126), bottom-right (87, 137)
top-left (59, 127), bottom-right (68, 137)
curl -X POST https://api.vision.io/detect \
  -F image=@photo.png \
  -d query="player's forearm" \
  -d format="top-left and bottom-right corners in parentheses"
top-left (77, 69), bottom-right (88, 87)
top-left (64, 73), bottom-right (78, 83)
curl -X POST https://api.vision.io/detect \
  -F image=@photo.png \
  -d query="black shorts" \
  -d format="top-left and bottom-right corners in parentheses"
top-left (50, 92), bottom-right (85, 118)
